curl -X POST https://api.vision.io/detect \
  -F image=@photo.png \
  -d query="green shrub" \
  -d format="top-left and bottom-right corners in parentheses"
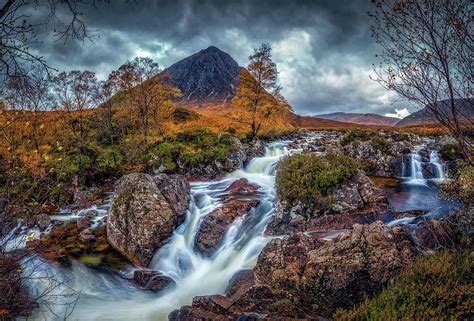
top-left (147, 127), bottom-right (237, 170)
top-left (371, 136), bottom-right (392, 155)
top-left (441, 162), bottom-right (474, 205)
top-left (439, 142), bottom-right (463, 161)
top-left (276, 153), bottom-right (359, 206)
top-left (340, 130), bottom-right (370, 146)
top-left (333, 250), bottom-right (473, 320)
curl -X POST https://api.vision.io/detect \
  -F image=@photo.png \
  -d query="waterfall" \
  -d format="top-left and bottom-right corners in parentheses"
top-left (19, 141), bottom-right (291, 321)
top-left (402, 148), bottom-right (446, 185)
top-left (405, 151), bottom-right (426, 185)
top-left (429, 151), bottom-right (445, 181)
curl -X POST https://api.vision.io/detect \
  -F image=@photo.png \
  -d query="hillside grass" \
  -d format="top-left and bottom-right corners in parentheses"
top-left (333, 250), bottom-right (474, 320)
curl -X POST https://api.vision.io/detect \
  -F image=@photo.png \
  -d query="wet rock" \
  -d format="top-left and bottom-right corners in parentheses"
top-left (225, 178), bottom-right (258, 195)
top-left (242, 139), bottom-right (265, 165)
top-left (76, 216), bottom-right (90, 230)
top-left (225, 269), bottom-right (255, 300)
top-left (394, 209), bottom-right (429, 219)
top-left (402, 209), bottom-right (474, 250)
top-left (107, 173), bottom-right (190, 267)
top-left (255, 221), bottom-right (416, 317)
top-left (133, 270), bottom-right (175, 292)
top-left (27, 224), bottom-right (128, 268)
top-left (72, 186), bottom-right (101, 210)
top-left (36, 213), bottom-right (51, 231)
top-left (79, 228), bottom-right (95, 242)
top-left (78, 209), bottom-right (99, 218)
top-left (215, 137), bottom-right (246, 174)
top-left (195, 199), bottom-right (259, 256)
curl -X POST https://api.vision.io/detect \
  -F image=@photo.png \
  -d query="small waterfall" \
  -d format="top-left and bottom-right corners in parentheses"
top-left (404, 151), bottom-right (426, 185)
top-left (429, 151), bottom-right (445, 181)
top-left (19, 141), bottom-right (292, 321)
top-left (402, 148), bottom-right (446, 185)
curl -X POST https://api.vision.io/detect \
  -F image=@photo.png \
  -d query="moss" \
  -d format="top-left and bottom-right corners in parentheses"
top-left (439, 142), bottom-right (463, 161)
top-left (275, 153), bottom-right (359, 207)
top-left (371, 136), bottom-right (392, 155)
top-left (78, 255), bottom-right (104, 266)
top-left (333, 250), bottom-right (474, 320)
top-left (341, 130), bottom-right (371, 146)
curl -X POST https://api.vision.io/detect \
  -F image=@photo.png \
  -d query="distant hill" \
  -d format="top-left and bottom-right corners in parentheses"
top-left (396, 98), bottom-right (474, 127)
top-left (316, 112), bottom-right (400, 126)
top-left (164, 46), bottom-right (241, 102)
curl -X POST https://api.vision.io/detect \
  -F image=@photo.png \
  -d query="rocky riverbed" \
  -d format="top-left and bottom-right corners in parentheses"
top-left (3, 130), bottom-right (471, 320)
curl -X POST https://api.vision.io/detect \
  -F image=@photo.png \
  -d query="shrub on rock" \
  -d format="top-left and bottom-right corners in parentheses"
top-left (275, 153), bottom-right (359, 209)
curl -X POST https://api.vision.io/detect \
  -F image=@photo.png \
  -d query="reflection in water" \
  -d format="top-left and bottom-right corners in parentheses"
top-left (386, 181), bottom-right (457, 227)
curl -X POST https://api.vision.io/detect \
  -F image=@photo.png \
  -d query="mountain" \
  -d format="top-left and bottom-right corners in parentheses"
top-left (316, 112), bottom-right (399, 126)
top-left (164, 46), bottom-right (241, 102)
top-left (396, 98), bottom-right (474, 127)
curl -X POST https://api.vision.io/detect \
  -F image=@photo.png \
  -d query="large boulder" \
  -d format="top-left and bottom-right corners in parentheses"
top-left (195, 199), bottom-right (259, 256)
top-left (268, 172), bottom-right (391, 235)
top-left (107, 173), bottom-right (190, 267)
top-left (171, 221), bottom-right (416, 319)
top-left (255, 222), bottom-right (416, 316)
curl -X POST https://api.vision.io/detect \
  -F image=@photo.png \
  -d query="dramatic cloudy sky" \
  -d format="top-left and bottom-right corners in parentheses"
top-left (29, 0), bottom-right (411, 117)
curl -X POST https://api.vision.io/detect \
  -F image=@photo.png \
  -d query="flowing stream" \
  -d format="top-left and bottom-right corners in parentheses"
top-left (16, 141), bottom-right (291, 321)
top-left (3, 137), bottom-right (456, 320)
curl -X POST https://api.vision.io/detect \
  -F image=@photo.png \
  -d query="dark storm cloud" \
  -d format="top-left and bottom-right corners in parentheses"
top-left (29, 0), bottom-right (407, 117)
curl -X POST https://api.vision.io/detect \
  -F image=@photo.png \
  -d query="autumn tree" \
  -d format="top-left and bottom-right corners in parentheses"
top-left (232, 43), bottom-right (288, 140)
top-left (109, 57), bottom-right (181, 150)
top-left (52, 70), bottom-right (97, 167)
top-left (93, 78), bottom-right (119, 145)
top-left (370, 0), bottom-right (473, 165)
top-left (5, 67), bottom-right (53, 151)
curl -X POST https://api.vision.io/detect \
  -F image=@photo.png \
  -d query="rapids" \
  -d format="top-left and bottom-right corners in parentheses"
top-left (3, 136), bottom-right (455, 320)
top-left (18, 141), bottom-right (291, 321)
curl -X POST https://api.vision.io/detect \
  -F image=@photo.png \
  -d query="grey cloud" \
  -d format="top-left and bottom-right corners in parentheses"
top-left (27, 0), bottom-right (407, 116)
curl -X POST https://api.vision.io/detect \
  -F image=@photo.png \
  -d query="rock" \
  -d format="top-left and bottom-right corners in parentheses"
top-left (254, 221), bottom-right (416, 317)
top-left (402, 208), bottom-right (473, 250)
top-left (394, 209), bottom-right (429, 219)
top-left (243, 139), bottom-right (265, 165)
top-left (107, 173), bottom-right (190, 267)
top-left (268, 172), bottom-right (389, 235)
top-left (133, 270), bottom-right (175, 292)
top-left (36, 213), bottom-right (51, 231)
top-left (215, 137), bottom-right (245, 174)
top-left (78, 209), bottom-right (99, 218)
top-left (225, 178), bottom-right (258, 195)
top-left (225, 269), bottom-right (255, 300)
top-left (72, 186), bottom-right (101, 210)
top-left (76, 216), bottom-right (90, 230)
top-left (79, 228), bottom-right (95, 242)
top-left (195, 199), bottom-right (259, 256)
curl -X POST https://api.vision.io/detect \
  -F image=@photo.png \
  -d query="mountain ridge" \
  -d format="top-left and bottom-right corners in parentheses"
top-left (316, 112), bottom-right (400, 126)
top-left (396, 98), bottom-right (474, 127)
top-left (164, 46), bottom-right (241, 103)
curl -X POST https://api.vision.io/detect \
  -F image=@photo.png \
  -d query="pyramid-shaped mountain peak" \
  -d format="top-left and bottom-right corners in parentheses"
top-left (164, 46), bottom-right (241, 102)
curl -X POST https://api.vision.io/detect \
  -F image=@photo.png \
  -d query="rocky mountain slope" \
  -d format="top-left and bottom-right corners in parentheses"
top-left (396, 98), bottom-right (473, 127)
top-left (164, 46), bottom-right (241, 102)
top-left (317, 112), bottom-right (399, 126)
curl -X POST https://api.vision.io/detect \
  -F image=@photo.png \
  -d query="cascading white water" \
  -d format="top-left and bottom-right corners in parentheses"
top-left (17, 141), bottom-right (291, 321)
top-left (429, 151), bottom-right (445, 181)
top-left (402, 148), bottom-right (446, 185)
top-left (406, 152), bottom-right (426, 185)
